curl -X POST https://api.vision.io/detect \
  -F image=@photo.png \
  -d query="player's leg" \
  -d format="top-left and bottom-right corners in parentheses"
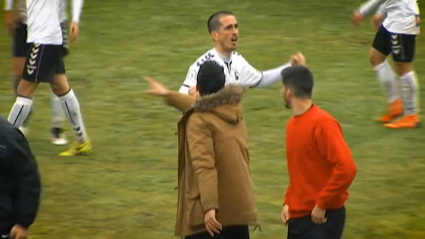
top-left (11, 22), bottom-right (33, 134)
top-left (370, 25), bottom-right (402, 123)
top-left (49, 22), bottom-right (71, 145)
top-left (50, 46), bottom-right (91, 156)
top-left (7, 43), bottom-right (44, 127)
top-left (384, 33), bottom-right (420, 129)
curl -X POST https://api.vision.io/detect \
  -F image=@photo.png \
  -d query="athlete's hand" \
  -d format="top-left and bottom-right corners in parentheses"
top-left (280, 204), bottom-right (290, 225)
top-left (9, 225), bottom-right (28, 239)
top-left (4, 11), bottom-right (15, 34)
top-left (145, 76), bottom-right (170, 96)
top-left (69, 22), bottom-right (79, 43)
top-left (351, 11), bottom-right (365, 26)
top-left (371, 14), bottom-right (385, 30)
top-left (290, 52), bottom-right (305, 66)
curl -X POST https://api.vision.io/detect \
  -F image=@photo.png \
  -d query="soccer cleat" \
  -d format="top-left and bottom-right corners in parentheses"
top-left (58, 140), bottom-right (92, 156)
top-left (51, 127), bottom-right (69, 145)
top-left (384, 115), bottom-right (421, 129)
top-left (378, 99), bottom-right (403, 123)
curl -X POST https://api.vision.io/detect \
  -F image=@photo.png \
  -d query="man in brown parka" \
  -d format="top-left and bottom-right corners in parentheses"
top-left (146, 60), bottom-right (258, 239)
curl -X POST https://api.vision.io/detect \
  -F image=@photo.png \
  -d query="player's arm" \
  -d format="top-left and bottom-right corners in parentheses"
top-left (4, 0), bottom-right (15, 33)
top-left (71, 0), bottom-right (84, 23)
top-left (239, 57), bottom-right (292, 88)
top-left (9, 133), bottom-right (42, 229)
top-left (4, 0), bottom-right (13, 10)
top-left (371, 3), bottom-right (387, 29)
top-left (178, 66), bottom-right (198, 95)
top-left (357, 0), bottom-right (387, 16)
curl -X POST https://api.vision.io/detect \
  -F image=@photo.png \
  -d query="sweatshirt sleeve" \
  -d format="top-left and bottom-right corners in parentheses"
top-left (314, 119), bottom-right (357, 210)
top-left (10, 132), bottom-right (42, 229)
top-left (283, 185), bottom-right (291, 205)
top-left (186, 114), bottom-right (219, 212)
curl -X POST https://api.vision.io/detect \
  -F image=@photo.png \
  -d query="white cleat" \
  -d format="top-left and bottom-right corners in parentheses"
top-left (51, 127), bottom-right (69, 146)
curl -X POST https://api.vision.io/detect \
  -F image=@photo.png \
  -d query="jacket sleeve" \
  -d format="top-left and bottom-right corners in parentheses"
top-left (186, 114), bottom-right (218, 212)
top-left (314, 119), bottom-right (357, 210)
top-left (10, 132), bottom-right (42, 229)
top-left (164, 91), bottom-right (197, 112)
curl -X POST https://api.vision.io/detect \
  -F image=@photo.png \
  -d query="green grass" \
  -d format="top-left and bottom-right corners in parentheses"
top-left (1, 0), bottom-right (425, 238)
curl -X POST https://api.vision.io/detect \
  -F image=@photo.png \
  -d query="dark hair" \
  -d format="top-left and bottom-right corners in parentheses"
top-left (197, 60), bottom-right (226, 96)
top-left (207, 11), bottom-right (234, 33)
top-left (281, 65), bottom-right (314, 99)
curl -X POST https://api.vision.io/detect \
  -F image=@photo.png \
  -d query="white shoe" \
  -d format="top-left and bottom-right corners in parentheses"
top-left (51, 127), bottom-right (69, 146)
top-left (19, 126), bottom-right (29, 136)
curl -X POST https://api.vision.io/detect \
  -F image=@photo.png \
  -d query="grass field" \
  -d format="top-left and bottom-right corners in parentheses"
top-left (1, 0), bottom-right (425, 238)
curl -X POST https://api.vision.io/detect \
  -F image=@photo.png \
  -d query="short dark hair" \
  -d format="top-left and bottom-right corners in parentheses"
top-left (281, 65), bottom-right (314, 99)
top-left (207, 11), bottom-right (234, 33)
top-left (197, 60), bottom-right (226, 96)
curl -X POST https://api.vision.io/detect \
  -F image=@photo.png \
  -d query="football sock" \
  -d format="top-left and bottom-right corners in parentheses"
top-left (12, 76), bottom-right (33, 127)
top-left (400, 71), bottom-right (420, 115)
top-left (374, 60), bottom-right (399, 103)
top-left (50, 90), bottom-right (65, 128)
top-left (8, 96), bottom-right (33, 127)
top-left (59, 89), bottom-right (89, 143)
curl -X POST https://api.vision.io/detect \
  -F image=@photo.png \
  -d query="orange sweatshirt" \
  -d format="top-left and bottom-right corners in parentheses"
top-left (284, 104), bottom-right (357, 219)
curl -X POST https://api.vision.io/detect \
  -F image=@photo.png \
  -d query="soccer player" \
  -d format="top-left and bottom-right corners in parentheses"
top-left (4, 0), bottom-right (71, 145)
top-left (6, 0), bottom-right (92, 156)
top-left (351, 0), bottom-right (421, 129)
top-left (279, 66), bottom-right (357, 239)
top-left (178, 11), bottom-right (302, 96)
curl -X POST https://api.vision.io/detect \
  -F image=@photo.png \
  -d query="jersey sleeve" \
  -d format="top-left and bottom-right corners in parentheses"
top-left (238, 56), bottom-right (263, 87)
top-left (178, 66), bottom-right (199, 95)
top-left (358, 0), bottom-right (387, 16)
top-left (5, 0), bottom-right (14, 10)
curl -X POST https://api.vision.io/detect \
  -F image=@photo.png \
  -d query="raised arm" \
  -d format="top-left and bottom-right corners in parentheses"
top-left (164, 91), bottom-right (196, 112)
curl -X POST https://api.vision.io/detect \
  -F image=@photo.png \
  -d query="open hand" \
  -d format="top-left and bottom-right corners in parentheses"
top-left (290, 52), bottom-right (306, 66)
top-left (69, 22), bottom-right (79, 42)
top-left (204, 209), bottom-right (222, 236)
top-left (145, 76), bottom-right (170, 96)
top-left (351, 11), bottom-right (365, 26)
top-left (311, 205), bottom-right (327, 224)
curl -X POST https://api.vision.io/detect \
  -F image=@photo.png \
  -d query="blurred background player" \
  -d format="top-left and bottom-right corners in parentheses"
top-left (351, 0), bottom-right (421, 129)
top-left (3, 0), bottom-right (79, 145)
top-left (6, 0), bottom-right (92, 156)
top-left (178, 11), bottom-right (303, 96)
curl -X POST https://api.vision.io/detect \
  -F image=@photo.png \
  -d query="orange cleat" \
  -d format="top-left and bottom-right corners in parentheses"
top-left (378, 99), bottom-right (403, 123)
top-left (384, 114), bottom-right (421, 129)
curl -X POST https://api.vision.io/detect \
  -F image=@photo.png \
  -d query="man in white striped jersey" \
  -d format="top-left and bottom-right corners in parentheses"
top-left (4, 0), bottom-right (72, 145)
top-left (178, 11), bottom-right (304, 97)
top-left (6, 0), bottom-right (92, 156)
top-left (351, 0), bottom-right (421, 129)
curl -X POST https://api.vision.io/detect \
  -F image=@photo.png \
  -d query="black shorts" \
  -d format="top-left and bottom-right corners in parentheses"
top-left (372, 25), bottom-right (417, 63)
top-left (21, 44), bottom-right (66, 83)
top-left (11, 22), bottom-right (69, 58)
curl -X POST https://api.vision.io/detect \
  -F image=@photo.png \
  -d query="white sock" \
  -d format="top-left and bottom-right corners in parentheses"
top-left (374, 61), bottom-right (399, 103)
top-left (50, 90), bottom-right (65, 128)
top-left (7, 96), bottom-right (33, 127)
top-left (399, 71), bottom-right (420, 115)
top-left (59, 89), bottom-right (89, 143)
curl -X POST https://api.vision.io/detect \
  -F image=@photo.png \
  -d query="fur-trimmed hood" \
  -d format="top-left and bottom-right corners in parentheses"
top-left (193, 85), bottom-right (244, 124)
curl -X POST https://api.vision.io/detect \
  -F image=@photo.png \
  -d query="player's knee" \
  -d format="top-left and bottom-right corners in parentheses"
top-left (393, 62), bottom-right (413, 76)
top-left (369, 48), bottom-right (386, 66)
top-left (16, 79), bottom-right (38, 97)
top-left (50, 74), bottom-right (70, 96)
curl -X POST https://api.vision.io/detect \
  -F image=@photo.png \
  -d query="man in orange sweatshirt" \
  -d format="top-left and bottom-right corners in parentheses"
top-left (279, 65), bottom-right (357, 239)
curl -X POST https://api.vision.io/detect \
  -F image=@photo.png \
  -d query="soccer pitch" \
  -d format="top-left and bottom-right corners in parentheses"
top-left (0, 0), bottom-right (425, 238)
